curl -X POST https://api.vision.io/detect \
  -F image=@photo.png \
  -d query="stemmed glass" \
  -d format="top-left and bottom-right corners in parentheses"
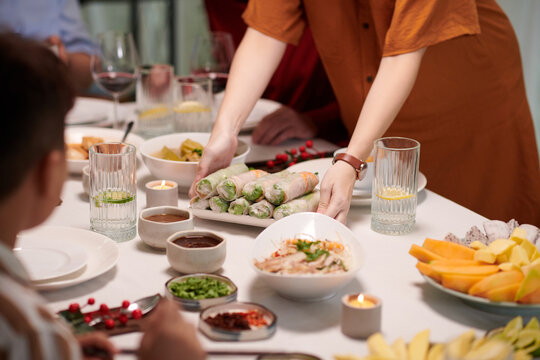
top-left (190, 31), bottom-right (235, 94)
top-left (91, 32), bottom-right (139, 129)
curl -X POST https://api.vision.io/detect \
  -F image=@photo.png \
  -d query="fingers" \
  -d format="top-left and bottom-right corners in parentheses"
top-left (317, 162), bottom-right (355, 224)
top-left (78, 332), bottom-right (118, 360)
top-left (252, 106), bottom-right (315, 145)
top-left (189, 158), bottom-right (210, 198)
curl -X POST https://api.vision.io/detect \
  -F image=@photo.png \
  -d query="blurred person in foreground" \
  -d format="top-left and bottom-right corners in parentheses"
top-left (0, 0), bottom-right (95, 91)
top-left (203, 0), bottom-right (347, 145)
top-left (191, 0), bottom-right (540, 225)
top-left (0, 33), bottom-right (205, 360)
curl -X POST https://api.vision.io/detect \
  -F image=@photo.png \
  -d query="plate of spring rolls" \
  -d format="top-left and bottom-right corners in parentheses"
top-left (288, 158), bottom-right (427, 206)
top-left (190, 163), bottom-right (321, 227)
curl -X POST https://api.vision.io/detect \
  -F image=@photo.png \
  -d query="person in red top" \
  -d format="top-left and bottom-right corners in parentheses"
top-left (203, 0), bottom-right (347, 146)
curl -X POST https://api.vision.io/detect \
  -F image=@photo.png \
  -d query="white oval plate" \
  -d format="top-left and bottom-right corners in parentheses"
top-left (16, 226), bottom-right (119, 290)
top-left (66, 98), bottom-right (110, 125)
top-left (288, 158), bottom-right (427, 206)
top-left (14, 237), bottom-right (88, 281)
top-left (192, 208), bottom-right (275, 228)
top-left (65, 126), bottom-right (144, 174)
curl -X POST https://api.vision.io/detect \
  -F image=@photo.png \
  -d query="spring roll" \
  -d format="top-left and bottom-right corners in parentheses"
top-left (217, 169), bottom-right (268, 201)
top-left (228, 197), bottom-right (252, 215)
top-left (195, 163), bottom-right (249, 199)
top-left (265, 171), bottom-right (319, 205)
top-left (248, 199), bottom-right (275, 219)
top-left (273, 191), bottom-right (320, 220)
top-left (242, 170), bottom-right (289, 202)
top-left (189, 196), bottom-right (209, 210)
top-left (209, 196), bottom-right (230, 213)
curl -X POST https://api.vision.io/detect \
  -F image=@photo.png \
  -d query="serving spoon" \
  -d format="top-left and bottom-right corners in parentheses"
top-left (121, 120), bottom-right (134, 143)
top-left (87, 293), bottom-right (160, 327)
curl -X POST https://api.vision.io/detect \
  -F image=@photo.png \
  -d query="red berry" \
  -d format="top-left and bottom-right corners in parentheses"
top-left (299, 146), bottom-right (306, 152)
top-left (275, 153), bottom-right (282, 161)
top-left (301, 152), bottom-right (309, 160)
top-left (68, 303), bottom-right (80, 313)
top-left (280, 153), bottom-right (288, 161)
top-left (319, 152), bottom-right (325, 158)
top-left (305, 140), bottom-right (313, 148)
top-left (290, 148), bottom-right (297, 155)
top-left (121, 300), bottom-right (130, 309)
top-left (118, 314), bottom-right (129, 325)
top-left (266, 160), bottom-right (275, 168)
top-left (87, 297), bottom-right (95, 305)
top-left (105, 318), bottom-right (115, 329)
top-left (99, 304), bottom-right (109, 314)
top-left (288, 161), bottom-right (297, 167)
top-left (83, 315), bottom-right (92, 324)
top-left (132, 309), bottom-right (143, 319)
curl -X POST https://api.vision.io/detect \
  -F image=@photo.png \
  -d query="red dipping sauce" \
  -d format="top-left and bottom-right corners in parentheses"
top-left (173, 235), bottom-right (222, 248)
top-left (144, 213), bottom-right (187, 223)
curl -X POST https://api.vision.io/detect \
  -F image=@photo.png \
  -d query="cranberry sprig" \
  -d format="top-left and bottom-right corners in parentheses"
top-left (266, 139), bottom-right (326, 169)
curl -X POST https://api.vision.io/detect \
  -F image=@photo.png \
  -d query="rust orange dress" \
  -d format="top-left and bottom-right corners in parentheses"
top-left (243, 0), bottom-right (540, 225)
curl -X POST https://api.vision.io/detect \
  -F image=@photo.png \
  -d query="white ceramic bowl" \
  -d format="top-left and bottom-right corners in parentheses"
top-left (65, 126), bottom-right (144, 174)
top-left (138, 206), bottom-right (194, 249)
top-left (251, 212), bottom-right (364, 301)
top-left (166, 230), bottom-right (226, 274)
top-left (140, 132), bottom-right (250, 192)
top-left (333, 148), bottom-right (374, 191)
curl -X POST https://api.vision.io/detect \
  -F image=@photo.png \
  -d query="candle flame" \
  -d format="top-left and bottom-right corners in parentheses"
top-left (160, 180), bottom-right (166, 187)
top-left (357, 294), bottom-right (364, 303)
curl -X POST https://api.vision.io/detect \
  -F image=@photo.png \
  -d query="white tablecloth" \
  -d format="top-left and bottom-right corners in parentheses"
top-left (38, 138), bottom-right (515, 360)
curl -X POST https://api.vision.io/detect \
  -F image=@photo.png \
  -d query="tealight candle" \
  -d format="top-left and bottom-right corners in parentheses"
top-left (146, 180), bottom-right (178, 208)
top-left (341, 293), bottom-right (381, 339)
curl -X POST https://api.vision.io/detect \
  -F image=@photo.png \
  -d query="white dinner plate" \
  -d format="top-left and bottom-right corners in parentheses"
top-left (65, 126), bottom-right (145, 174)
top-left (192, 208), bottom-right (275, 228)
top-left (288, 158), bottom-right (427, 206)
top-left (66, 98), bottom-right (110, 125)
top-left (423, 275), bottom-right (540, 316)
top-left (214, 93), bottom-right (282, 131)
top-left (14, 237), bottom-right (88, 281)
top-left (16, 226), bottom-right (119, 291)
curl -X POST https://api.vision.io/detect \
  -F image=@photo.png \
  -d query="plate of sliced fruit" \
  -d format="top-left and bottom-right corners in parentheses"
top-left (409, 219), bottom-right (540, 315)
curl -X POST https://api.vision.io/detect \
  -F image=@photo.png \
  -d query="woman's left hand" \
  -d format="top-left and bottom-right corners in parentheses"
top-left (316, 160), bottom-right (356, 224)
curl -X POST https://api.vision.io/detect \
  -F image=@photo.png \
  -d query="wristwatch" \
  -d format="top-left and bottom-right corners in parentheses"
top-left (332, 153), bottom-right (368, 181)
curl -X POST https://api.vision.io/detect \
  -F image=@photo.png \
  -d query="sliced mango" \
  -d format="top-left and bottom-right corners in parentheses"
top-left (474, 249), bottom-right (496, 264)
top-left (423, 238), bottom-right (475, 260)
top-left (515, 269), bottom-right (540, 301)
top-left (441, 274), bottom-right (486, 293)
top-left (484, 283), bottom-right (521, 302)
top-left (409, 244), bottom-right (444, 263)
top-left (468, 270), bottom-right (524, 297)
top-left (416, 262), bottom-right (442, 282)
top-left (487, 239), bottom-right (516, 256)
top-left (430, 264), bottom-right (499, 277)
top-left (408, 329), bottom-right (430, 360)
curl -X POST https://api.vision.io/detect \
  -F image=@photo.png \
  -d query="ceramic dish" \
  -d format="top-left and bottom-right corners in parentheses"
top-left (199, 302), bottom-right (277, 341)
top-left (14, 237), bottom-right (88, 281)
top-left (16, 226), bottom-right (119, 290)
top-left (139, 132), bottom-right (250, 192)
top-left (252, 212), bottom-right (364, 301)
top-left (423, 275), bottom-right (540, 316)
top-left (66, 98), bottom-right (110, 125)
top-left (139, 206), bottom-right (194, 249)
top-left (164, 273), bottom-right (237, 311)
top-left (65, 126), bottom-right (144, 174)
top-left (166, 230), bottom-right (226, 273)
top-left (288, 158), bottom-right (427, 206)
top-left (191, 209), bottom-right (275, 228)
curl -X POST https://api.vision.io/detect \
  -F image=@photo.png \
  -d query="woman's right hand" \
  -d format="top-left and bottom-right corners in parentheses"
top-left (188, 131), bottom-right (238, 198)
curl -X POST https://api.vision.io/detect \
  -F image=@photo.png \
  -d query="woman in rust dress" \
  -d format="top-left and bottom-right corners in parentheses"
top-left (191, 0), bottom-right (540, 225)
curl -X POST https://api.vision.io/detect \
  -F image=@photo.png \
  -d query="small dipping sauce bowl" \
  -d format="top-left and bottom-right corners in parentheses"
top-left (138, 206), bottom-right (193, 249)
top-left (341, 293), bottom-right (382, 339)
top-left (145, 180), bottom-right (178, 208)
top-left (166, 230), bottom-right (226, 274)
top-left (165, 273), bottom-right (237, 311)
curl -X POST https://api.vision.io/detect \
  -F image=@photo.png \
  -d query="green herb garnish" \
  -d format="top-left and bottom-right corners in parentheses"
top-left (295, 240), bottom-right (328, 262)
top-left (193, 148), bottom-right (203, 156)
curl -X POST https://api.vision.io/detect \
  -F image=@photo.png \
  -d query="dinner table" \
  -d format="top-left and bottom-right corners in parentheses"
top-left (37, 133), bottom-right (520, 360)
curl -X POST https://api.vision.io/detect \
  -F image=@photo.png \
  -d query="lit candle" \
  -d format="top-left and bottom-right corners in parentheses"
top-left (153, 180), bottom-right (172, 190)
top-left (348, 294), bottom-right (375, 308)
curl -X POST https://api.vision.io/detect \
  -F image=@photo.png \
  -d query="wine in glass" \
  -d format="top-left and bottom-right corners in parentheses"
top-left (190, 31), bottom-right (235, 94)
top-left (91, 32), bottom-right (139, 129)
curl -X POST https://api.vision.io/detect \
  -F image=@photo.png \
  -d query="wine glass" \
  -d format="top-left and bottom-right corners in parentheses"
top-left (190, 31), bottom-right (235, 94)
top-left (91, 32), bottom-right (139, 129)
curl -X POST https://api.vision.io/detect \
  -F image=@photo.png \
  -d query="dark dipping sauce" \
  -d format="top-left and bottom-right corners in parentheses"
top-left (144, 213), bottom-right (187, 223)
top-left (173, 235), bottom-right (222, 248)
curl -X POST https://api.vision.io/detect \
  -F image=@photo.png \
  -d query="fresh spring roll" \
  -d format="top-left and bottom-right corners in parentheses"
top-left (242, 170), bottom-right (289, 202)
top-left (209, 196), bottom-right (230, 213)
top-left (273, 191), bottom-right (320, 220)
top-left (228, 197), bottom-right (252, 215)
top-left (217, 169), bottom-right (268, 201)
top-left (189, 196), bottom-right (210, 210)
top-left (248, 199), bottom-right (275, 219)
top-left (265, 171), bottom-right (319, 205)
top-left (195, 163), bottom-right (249, 199)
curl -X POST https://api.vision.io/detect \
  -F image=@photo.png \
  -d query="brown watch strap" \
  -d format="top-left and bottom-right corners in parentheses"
top-left (332, 153), bottom-right (368, 180)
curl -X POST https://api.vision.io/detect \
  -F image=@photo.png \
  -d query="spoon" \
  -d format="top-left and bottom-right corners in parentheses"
top-left (88, 293), bottom-right (160, 327)
top-left (121, 120), bottom-right (134, 143)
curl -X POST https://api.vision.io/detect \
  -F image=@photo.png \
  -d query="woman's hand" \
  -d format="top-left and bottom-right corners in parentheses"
top-left (251, 106), bottom-right (316, 145)
top-left (78, 332), bottom-right (117, 360)
top-left (317, 161), bottom-right (357, 224)
top-left (189, 132), bottom-right (238, 198)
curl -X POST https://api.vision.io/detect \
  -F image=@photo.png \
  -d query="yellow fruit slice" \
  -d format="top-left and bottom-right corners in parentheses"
top-left (174, 100), bottom-right (211, 113)
top-left (376, 187), bottom-right (414, 200)
top-left (139, 105), bottom-right (171, 119)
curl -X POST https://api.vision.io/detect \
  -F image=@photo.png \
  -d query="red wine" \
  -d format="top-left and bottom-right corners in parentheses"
top-left (95, 72), bottom-right (136, 94)
top-left (191, 71), bottom-right (228, 94)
